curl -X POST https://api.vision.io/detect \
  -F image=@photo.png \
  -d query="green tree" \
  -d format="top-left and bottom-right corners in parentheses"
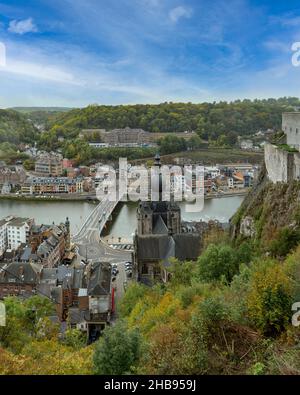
top-left (269, 227), bottom-right (300, 258)
top-left (196, 244), bottom-right (239, 283)
top-left (158, 135), bottom-right (187, 155)
top-left (93, 321), bottom-right (141, 375)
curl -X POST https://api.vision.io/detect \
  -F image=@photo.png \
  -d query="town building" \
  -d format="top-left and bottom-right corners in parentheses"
top-left (5, 217), bottom-right (33, 251)
top-left (0, 261), bottom-right (42, 299)
top-left (0, 163), bottom-right (26, 189)
top-left (82, 127), bottom-right (151, 147)
top-left (21, 177), bottom-right (83, 195)
top-left (35, 153), bottom-right (63, 176)
top-left (240, 139), bottom-right (254, 150)
top-left (0, 216), bottom-right (70, 267)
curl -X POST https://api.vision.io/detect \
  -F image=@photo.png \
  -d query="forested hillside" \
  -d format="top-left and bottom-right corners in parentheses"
top-left (91, 169), bottom-right (300, 375)
top-left (45, 97), bottom-right (300, 140)
top-left (0, 109), bottom-right (38, 145)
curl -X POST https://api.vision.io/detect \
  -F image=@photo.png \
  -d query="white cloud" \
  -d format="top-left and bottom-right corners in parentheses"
top-left (8, 18), bottom-right (37, 35)
top-left (3, 59), bottom-right (80, 85)
top-left (169, 6), bottom-right (192, 23)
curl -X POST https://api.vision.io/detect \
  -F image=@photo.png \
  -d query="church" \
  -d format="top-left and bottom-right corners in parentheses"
top-left (133, 154), bottom-right (204, 285)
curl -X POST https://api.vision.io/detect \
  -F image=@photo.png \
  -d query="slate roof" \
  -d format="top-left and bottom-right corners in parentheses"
top-left (153, 215), bottom-right (169, 235)
top-left (173, 233), bottom-right (201, 261)
top-left (7, 217), bottom-right (31, 227)
top-left (0, 262), bottom-right (42, 284)
top-left (136, 232), bottom-right (201, 266)
top-left (88, 262), bottom-right (111, 296)
top-left (20, 247), bottom-right (33, 262)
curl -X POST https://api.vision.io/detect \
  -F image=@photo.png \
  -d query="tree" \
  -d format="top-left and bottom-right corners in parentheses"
top-left (269, 227), bottom-right (300, 258)
top-left (23, 158), bottom-right (35, 171)
top-left (196, 244), bottom-right (239, 283)
top-left (93, 321), bottom-right (141, 375)
top-left (119, 283), bottom-right (148, 318)
top-left (158, 135), bottom-right (187, 155)
top-left (247, 260), bottom-right (292, 335)
top-left (186, 135), bottom-right (203, 150)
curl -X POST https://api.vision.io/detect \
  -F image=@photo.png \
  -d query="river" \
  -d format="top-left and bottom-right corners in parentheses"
top-left (0, 196), bottom-right (244, 240)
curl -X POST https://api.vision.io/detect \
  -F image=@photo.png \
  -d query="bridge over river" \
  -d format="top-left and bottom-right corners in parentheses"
top-left (72, 196), bottom-right (132, 264)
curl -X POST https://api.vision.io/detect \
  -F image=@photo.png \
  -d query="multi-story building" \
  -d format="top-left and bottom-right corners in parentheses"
top-left (0, 217), bottom-right (10, 257)
top-left (6, 217), bottom-right (33, 251)
top-left (35, 153), bottom-right (63, 176)
top-left (0, 262), bottom-right (42, 299)
top-left (0, 164), bottom-right (26, 187)
top-left (0, 216), bottom-right (70, 267)
top-left (82, 127), bottom-right (151, 147)
top-left (21, 177), bottom-right (83, 195)
top-left (240, 139), bottom-right (254, 150)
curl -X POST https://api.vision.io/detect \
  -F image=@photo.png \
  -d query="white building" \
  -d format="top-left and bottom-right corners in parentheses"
top-left (89, 143), bottom-right (109, 148)
top-left (228, 178), bottom-right (234, 189)
top-left (0, 216), bottom-right (33, 252)
top-left (204, 166), bottom-right (220, 179)
top-left (240, 139), bottom-right (254, 150)
top-left (0, 217), bottom-right (10, 257)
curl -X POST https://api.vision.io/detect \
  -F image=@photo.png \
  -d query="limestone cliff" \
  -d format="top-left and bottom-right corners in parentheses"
top-left (231, 163), bottom-right (300, 250)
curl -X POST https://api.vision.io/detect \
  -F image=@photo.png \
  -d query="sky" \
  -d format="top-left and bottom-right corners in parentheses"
top-left (1, 0), bottom-right (300, 107)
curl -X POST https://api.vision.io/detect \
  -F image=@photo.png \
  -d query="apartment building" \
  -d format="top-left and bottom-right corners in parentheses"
top-left (6, 217), bottom-right (33, 251)
top-left (22, 177), bottom-right (83, 195)
top-left (82, 127), bottom-right (151, 146)
top-left (35, 153), bottom-right (63, 176)
top-left (0, 217), bottom-right (10, 257)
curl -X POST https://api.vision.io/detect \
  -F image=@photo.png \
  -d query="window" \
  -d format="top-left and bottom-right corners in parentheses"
top-left (141, 264), bottom-right (148, 274)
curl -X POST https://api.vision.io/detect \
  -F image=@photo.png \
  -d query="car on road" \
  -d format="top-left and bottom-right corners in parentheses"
top-left (126, 270), bottom-right (132, 278)
top-left (112, 268), bottom-right (119, 276)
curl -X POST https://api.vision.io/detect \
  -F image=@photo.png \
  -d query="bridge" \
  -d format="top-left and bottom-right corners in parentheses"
top-left (72, 195), bottom-right (132, 264)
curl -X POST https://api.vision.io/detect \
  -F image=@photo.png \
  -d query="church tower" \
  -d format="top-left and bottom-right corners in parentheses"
top-left (136, 154), bottom-right (181, 236)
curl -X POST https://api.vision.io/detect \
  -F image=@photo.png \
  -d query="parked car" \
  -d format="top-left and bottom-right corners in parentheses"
top-left (126, 270), bottom-right (132, 278)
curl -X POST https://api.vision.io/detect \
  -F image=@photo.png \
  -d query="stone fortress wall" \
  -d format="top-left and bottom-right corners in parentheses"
top-left (264, 143), bottom-right (300, 183)
top-left (265, 113), bottom-right (300, 183)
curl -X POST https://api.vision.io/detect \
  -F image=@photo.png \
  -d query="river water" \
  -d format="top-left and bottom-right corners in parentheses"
top-left (0, 196), bottom-right (244, 239)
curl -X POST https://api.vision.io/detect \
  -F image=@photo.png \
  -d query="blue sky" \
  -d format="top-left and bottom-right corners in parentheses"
top-left (0, 0), bottom-right (300, 107)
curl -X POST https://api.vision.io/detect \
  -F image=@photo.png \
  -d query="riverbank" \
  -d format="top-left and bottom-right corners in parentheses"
top-left (0, 194), bottom-right (98, 203)
top-left (0, 189), bottom-right (248, 203)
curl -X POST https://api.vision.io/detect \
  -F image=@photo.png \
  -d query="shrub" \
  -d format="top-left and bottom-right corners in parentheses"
top-left (196, 244), bottom-right (239, 283)
top-left (269, 227), bottom-right (300, 258)
top-left (93, 321), bottom-right (141, 375)
top-left (247, 260), bottom-right (292, 336)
